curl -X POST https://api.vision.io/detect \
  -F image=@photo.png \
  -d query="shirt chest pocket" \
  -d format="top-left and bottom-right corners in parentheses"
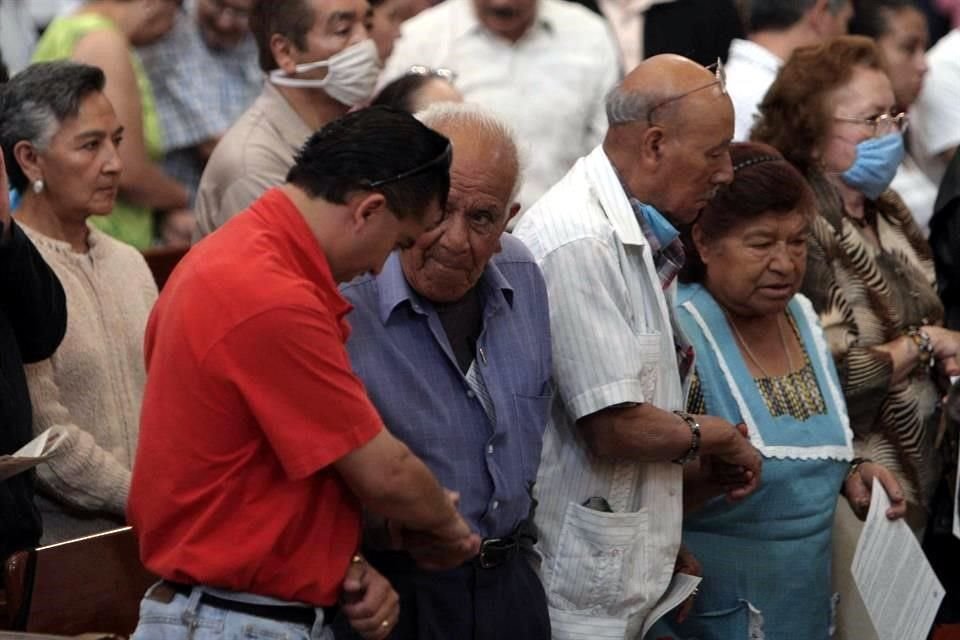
top-left (547, 500), bottom-right (650, 615)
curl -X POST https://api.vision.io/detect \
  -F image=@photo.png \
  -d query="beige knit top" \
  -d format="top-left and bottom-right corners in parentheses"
top-left (21, 223), bottom-right (157, 542)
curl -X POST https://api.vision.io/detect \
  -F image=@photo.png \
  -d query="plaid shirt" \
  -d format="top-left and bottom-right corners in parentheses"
top-left (628, 197), bottom-right (686, 290)
top-left (138, 10), bottom-right (262, 197)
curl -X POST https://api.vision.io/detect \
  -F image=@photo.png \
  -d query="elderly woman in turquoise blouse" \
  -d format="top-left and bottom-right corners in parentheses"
top-left (654, 143), bottom-right (907, 640)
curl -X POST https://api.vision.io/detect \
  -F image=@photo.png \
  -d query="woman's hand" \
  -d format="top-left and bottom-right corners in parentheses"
top-left (843, 461), bottom-right (907, 521)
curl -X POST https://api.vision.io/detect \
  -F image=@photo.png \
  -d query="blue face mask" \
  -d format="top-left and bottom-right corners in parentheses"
top-left (634, 200), bottom-right (680, 247)
top-left (840, 132), bottom-right (905, 200)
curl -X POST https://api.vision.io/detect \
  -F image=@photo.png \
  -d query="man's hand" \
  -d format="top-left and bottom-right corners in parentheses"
top-left (340, 555), bottom-right (399, 640)
top-left (400, 491), bottom-right (481, 570)
top-left (0, 149), bottom-right (12, 237)
top-left (698, 417), bottom-right (762, 500)
top-left (673, 545), bottom-right (702, 624)
top-left (844, 462), bottom-right (907, 521)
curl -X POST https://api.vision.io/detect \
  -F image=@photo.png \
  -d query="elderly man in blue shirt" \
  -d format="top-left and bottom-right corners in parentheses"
top-left (337, 103), bottom-right (552, 640)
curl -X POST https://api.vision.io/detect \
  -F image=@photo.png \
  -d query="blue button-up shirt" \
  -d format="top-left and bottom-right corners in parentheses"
top-left (341, 235), bottom-right (552, 538)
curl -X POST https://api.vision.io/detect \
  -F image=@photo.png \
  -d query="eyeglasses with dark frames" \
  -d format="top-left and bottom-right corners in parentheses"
top-left (833, 111), bottom-right (909, 137)
top-left (646, 57), bottom-right (727, 126)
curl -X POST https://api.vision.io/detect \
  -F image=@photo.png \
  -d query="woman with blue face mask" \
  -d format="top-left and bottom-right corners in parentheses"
top-left (754, 35), bottom-right (960, 640)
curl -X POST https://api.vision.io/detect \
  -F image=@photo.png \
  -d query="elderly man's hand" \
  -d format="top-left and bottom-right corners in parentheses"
top-left (340, 555), bottom-right (399, 640)
top-left (0, 149), bottom-right (12, 237)
top-left (698, 417), bottom-right (762, 500)
top-left (673, 545), bottom-right (702, 624)
top-left (844, 461), bottom-right (907, 521)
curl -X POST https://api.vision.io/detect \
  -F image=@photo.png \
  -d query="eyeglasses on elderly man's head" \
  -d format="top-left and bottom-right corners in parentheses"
top-left (646, 57), bottom-right (726, 126)
top-left (833, 111), bottom-right (909, 137)
top-left (407, 66), bottom-right (458, 83)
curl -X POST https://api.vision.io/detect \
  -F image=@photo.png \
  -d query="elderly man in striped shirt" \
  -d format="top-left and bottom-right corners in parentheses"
top-left (513, 54), bottom-right (763, 640)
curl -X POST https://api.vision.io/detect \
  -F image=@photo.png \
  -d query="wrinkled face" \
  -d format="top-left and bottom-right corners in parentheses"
top-left (655, 89), bottom-right (735, 225)
top-left (472, 0), bottom-right (537, 42)
top-left (30, 92), bottom-right (123, 219)
top-left (284, 0), bottom-right (373, 79)
top-left (400, 140), bottom-right (517, 303)
top-left (820, 65), bottom-right (897, 173)
top-left (196, 0), bottom-right (253, 50)
top-left (697, 209), bottom-right (810, 318)
top-left (877, 7), bottom-right (928, 109)
top-left (130, 0), bottom-right (182, 46)
top-left (370, 0), bottom-right (406, 62)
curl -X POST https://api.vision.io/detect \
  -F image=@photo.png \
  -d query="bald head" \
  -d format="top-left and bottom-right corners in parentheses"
top-left (607, 54), bottom-right (727, 128)
top-left (602, 54), bottom-right (734, 227)
top-left (417, 102), bottom-right (521, 200)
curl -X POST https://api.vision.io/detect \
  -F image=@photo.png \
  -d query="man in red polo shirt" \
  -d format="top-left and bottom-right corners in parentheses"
top-left (128, 107), bottom-right (480, 640)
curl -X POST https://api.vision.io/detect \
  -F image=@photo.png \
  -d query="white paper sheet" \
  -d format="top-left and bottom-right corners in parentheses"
top-left (0, 426), bottom-right (65, 481)
top-left (852, 477), bottom-right (944, 640)
top-left (640, 572), bottom-right (702, 639)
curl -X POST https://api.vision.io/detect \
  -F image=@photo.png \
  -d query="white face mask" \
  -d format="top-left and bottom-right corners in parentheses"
top-left (269, 39), bottom-right (382, 107)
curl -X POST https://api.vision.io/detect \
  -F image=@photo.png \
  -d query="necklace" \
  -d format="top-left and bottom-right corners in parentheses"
top-left (726, 312), bottom-right (794, 379)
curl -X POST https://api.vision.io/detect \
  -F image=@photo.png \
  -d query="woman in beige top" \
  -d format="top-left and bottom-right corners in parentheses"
top-left (0, 61), bottom-right (158, 543)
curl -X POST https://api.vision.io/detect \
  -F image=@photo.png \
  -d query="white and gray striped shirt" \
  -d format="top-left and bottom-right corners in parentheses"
top-left (514, 146), bottom-right (690, 639)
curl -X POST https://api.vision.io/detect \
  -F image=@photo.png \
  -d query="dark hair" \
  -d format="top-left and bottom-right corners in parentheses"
top-left (752, 35), bottom-right (887, 174)
top-left (287, 106), bottom-right (451, 221)
top-left (0, 50), bottom-right (8, 84)
top-left (745, 0), bottom-right (849, 32)
top-left (371, 74), bottom-right (438, 113)
top-left (680, 142), bottom-right (815, 284)
top-left (849, 0), bottom-right (920, 38)
top-left (250, 0), bottom-right (315, 72)
top-left (0, 61), bottom-right (107, 192)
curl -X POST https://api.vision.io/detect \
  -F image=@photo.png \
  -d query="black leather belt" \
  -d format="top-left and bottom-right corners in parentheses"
top-left (475, 536), bottom-right (519, 569)
top-left (158, 581), bottom-right (328, 626)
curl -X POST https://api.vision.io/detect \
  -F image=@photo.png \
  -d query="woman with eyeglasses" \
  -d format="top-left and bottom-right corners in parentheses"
top-left (754, 35), bottom-right (960, 640)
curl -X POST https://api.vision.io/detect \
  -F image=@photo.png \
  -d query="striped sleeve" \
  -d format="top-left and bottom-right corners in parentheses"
top-left (540, 235), bottom-right (656, 421)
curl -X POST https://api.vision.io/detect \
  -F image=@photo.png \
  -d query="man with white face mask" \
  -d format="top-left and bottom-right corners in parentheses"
top-left (194, 0), bottom-right (382, 238)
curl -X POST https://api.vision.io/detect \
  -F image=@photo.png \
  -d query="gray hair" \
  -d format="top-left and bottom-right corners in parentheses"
top-left (415, 102), bottom-right (524, 202)
top-left (0, 61), bottom-right (106, 192)
top-left (605, 83), bottom-right (678, 127)
top-left (742, 0), bottom-right (850, 33)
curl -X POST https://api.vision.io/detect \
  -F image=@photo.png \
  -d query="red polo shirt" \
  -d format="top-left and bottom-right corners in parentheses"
top-left (128, 188), bottom-right (383, 606)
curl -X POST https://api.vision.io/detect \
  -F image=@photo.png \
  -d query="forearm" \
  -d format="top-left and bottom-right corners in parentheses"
top-left (347, 437), bottom-right (459, 534)
top-left (871, 336), bottom-right (917, 385)
top-left (578, 403), bottom-right (738, 462)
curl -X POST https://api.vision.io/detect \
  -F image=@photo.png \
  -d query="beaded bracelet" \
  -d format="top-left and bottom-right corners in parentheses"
top-left (672, 411), bottom-right (701, 465)
top-left (906, 326), bottom-right (936, 372)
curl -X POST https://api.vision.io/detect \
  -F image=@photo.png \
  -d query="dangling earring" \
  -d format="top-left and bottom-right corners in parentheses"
top-left (32, 179), bottom-right (44, 194)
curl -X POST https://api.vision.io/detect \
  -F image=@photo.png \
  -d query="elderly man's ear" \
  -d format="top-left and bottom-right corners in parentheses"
top-left (507, 203), bottom-right (521, 224)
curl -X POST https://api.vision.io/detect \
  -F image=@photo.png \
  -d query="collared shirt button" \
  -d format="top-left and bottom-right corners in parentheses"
top-left (492, 500), bottom-right (500, 510)
top-left (487, 444), bottom-right (494, 454)
top-left (466, 389), bottom-right (476, 399)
